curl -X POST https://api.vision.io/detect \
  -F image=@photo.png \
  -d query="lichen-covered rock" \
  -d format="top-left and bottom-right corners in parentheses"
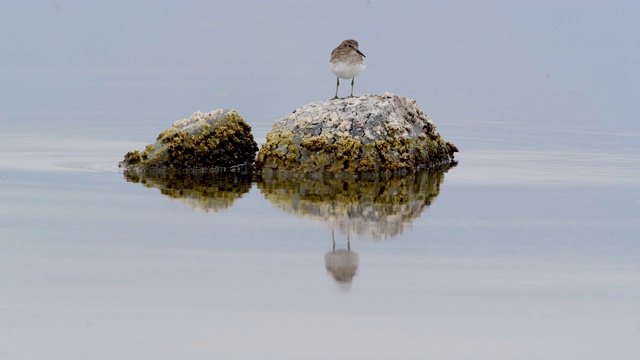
top-left (120, 109), bottom-right (258, 171)
top-left (254, 93), bottom-right (457, 175)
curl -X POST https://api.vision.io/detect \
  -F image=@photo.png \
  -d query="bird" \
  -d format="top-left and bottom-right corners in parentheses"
top-left (329, 39), bottom-right (366, 99)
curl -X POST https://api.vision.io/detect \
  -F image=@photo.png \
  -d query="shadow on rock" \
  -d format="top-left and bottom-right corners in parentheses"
top-left (257, 166), bottom-right (454, 240)
top-left (123, 168), bottom-right (253, 212)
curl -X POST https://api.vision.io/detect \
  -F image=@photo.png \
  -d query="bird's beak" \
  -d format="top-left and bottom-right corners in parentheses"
top-left (356, 49), bottom-right (366, 58)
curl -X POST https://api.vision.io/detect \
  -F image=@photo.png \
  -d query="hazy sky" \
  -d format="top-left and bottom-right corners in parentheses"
top-left (2, 1), bottom-right (639, 136)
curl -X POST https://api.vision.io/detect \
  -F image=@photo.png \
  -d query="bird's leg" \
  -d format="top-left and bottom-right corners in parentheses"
top-left (350, 78), bottom-right (355, 97)
top-left (332, 77), bottom-right (340, 99)
top-left (332, 230), bottom-right (336, 251)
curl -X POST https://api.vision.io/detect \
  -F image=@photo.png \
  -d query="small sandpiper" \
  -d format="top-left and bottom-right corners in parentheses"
top-left (329, 39), bottom-right (366, 99)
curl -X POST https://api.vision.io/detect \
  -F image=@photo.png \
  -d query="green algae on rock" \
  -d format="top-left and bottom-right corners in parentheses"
top-left (254, 93), bottom-right (457, 175)
top-left (120, 109), bottom-right (258, 171)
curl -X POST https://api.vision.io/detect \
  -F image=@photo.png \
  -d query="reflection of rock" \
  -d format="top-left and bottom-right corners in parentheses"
top-left (120, 109), bottom-right (258, 171)
top-left (123, 169), bottom-right (252, 212)
top-left (325, 232), bottom-right (359, 286)
top-left (258, 167), bottom-right (452, 240)
top-left (255, 93), bottom-right (457, 175)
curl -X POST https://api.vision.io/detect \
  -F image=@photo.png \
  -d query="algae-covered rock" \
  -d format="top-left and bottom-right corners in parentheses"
top-left (120, 109), bottom-right (258, 171)
top-left (255, 93), bottom-right (457, 175)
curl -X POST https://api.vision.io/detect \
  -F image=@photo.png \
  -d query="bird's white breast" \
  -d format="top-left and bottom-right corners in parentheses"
top-left (330, 61), bottom-right (366, 79)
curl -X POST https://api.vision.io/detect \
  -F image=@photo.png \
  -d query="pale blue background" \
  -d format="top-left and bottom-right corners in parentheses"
top-left (3, 0), bottom-right (639, 139)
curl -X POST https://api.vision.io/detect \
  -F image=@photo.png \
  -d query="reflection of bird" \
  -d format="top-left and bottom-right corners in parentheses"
top-left (325, 230), bottom-right (359, 286)
top-left (329, 39), bottom-right (366, 99)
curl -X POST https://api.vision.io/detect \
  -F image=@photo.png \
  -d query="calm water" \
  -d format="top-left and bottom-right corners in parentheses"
top-left (2, 1), bottom-right (640, 359)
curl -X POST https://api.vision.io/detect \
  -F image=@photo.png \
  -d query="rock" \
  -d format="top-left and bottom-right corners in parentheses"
top-left (254, 93), bottom-right (457, 175)
top-left (120, 109), bottom-right (258, 171)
